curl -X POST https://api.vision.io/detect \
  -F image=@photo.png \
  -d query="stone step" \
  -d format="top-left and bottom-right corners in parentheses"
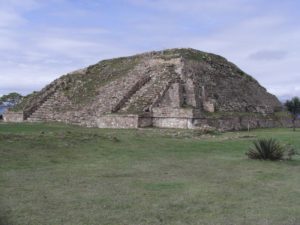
top-left (31, 111), bottom-right (52, 115)
top-left (119, 71), bottom-right (173, 113)
top-left (32, 109), bottom-right (53, 112)
top-left (87, 72), bottom-right (150, 115)
top-left (27, 118), bottom-right (50, 122)
top-left (30, 116), bottom-right (49, 119)
top-left (27, 89), bottom-right (74, 122)
top-left (27, 93), bottom-right (56, 121)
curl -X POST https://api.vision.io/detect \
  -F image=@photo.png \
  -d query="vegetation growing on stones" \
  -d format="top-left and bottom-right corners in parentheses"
top-left (63, 56), bottom-right (142, 105)
top-left (8, 48), bottom-right (283, 128)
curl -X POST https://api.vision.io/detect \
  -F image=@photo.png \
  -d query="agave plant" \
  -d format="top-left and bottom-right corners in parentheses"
top-left (246, 138), bottom-right (285, 160)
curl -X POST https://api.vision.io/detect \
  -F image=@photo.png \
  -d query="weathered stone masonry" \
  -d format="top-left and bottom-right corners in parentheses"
top-left (3, 112), bottom-right (24, 122)
top-left (5, 48), bottom-right (294, 131)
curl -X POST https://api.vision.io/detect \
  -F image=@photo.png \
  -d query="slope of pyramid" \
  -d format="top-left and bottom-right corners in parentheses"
top-left (8, 48), bottom-right (282, 129)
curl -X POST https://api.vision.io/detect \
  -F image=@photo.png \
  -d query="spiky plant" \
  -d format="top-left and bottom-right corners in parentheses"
top-left (246, 138), bottom-right (285, 160)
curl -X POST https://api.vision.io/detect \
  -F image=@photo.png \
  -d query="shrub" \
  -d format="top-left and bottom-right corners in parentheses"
top-left (246, 138), bottom-right (296, 161)
top-left (285, 97), bottom-right (300, 131)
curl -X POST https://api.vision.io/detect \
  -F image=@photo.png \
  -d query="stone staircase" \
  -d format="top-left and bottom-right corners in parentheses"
top-left (88, 71), bottom-right (152, 117)
top-left (27, 91), bottom-right (72, 122)
top-left (25, 59), bottom-right (182, 125)
top-left (118, 71), bottom-right (174, 113)
top-left (26, 73), bottom-right (152, 124)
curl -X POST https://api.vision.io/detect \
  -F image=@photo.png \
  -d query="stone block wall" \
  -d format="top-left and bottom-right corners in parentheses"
top-left (138, 116), bottom-right (153, 128)
top-left (191, 115), bottom-right (300, 131)
top-left (203, 101), bottom-right (215, 112)
top-left (96, 115), bottom-right (139, 129)
top-left (152, 117), bottom-right (193, 129)
top-left (183, 78), bottom-right (198, 107)
top-left (159, 83), bottom-right (183, 108)
top-left (152, 107), bottom-right (201, 118)
top-left (3, 111), bottom-right (24, 122)
top-left (3, 108), bottom-right (300, 131)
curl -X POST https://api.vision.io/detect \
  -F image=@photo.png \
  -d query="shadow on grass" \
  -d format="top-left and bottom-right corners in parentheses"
top-left (0, 215), bottom-right (12, 225)
top-left (0, 206), bottom-right (13, 225)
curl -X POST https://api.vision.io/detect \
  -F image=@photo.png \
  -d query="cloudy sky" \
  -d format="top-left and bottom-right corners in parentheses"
top-left (0, 0), bottom-right (299, 100)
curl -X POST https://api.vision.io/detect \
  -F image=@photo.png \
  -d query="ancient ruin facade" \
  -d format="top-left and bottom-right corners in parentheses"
top-left (5, 48), bottom-right (286, 130)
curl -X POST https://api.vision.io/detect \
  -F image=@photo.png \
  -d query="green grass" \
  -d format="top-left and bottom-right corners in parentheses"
top-left (0, 123), bottom-right (299, 225)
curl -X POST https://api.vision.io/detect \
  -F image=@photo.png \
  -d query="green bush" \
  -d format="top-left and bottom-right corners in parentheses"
top-left (246, 138), bottom-right (296, 161)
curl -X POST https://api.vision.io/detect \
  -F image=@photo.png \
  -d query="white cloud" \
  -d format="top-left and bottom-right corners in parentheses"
top-left (248, 50), bottom-right (288, 61)
top-left (0, 0), bottom-right (299, 100)
top-left (28, 26), bottom-right (125, 60)
top-left (126, 0), bottom-right (254, 14)
top-left (148, 13), bottom-right (299, 99)
top-left (37, 37), bottom-right (98, 52)
top-left (0, 10), bottom-right (26, 27)
top-left (0, 0), bottom-right (41, 11)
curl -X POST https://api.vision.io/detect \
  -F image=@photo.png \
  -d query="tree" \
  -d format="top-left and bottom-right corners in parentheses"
top-left (285, 97), bottom-right (300, 131)
top-left (0, 92), bottom-right (23, 105)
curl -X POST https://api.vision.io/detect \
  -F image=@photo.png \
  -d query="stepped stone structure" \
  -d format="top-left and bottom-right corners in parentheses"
top-left (5, 48), bottom-right (286, 130)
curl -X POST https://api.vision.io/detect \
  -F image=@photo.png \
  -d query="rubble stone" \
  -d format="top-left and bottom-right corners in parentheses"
top-left (7, 48), bottom-right (288, 130)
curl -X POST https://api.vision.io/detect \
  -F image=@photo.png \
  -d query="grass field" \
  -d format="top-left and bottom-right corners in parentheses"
top-left (0, 123), bottom-right (299, 225)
